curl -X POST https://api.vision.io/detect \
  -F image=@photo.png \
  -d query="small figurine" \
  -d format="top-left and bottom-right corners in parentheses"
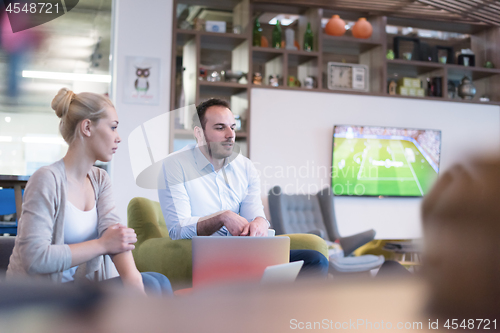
top-left (388, 80), bottom-right (397, 95)
top-left (252, 72), bottom-right (263, 85)
top-left (386, 49), bottom-right (395, 60)
top-left (484, 61), bottom-right (495, 69)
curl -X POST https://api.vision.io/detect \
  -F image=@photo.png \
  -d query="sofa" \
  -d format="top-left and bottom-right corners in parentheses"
top-left (127, 197), bottom-right (328, 289)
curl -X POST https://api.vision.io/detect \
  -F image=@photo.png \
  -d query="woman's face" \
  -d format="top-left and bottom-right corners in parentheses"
top-left (89, 106), bottom-right (121, 162)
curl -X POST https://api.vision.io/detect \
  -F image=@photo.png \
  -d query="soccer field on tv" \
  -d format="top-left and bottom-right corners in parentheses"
top-left (332, 137), bottom-right (438, 196)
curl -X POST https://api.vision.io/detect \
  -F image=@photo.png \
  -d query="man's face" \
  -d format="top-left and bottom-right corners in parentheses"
top-left (200, 105), bottom-right (236, 159)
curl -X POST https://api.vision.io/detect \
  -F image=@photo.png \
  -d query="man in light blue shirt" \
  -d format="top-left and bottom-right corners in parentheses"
top-left (158, 99), bottom-right (328, 277)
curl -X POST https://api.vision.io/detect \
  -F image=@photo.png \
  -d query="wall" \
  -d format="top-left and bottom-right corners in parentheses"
top-left (111, 0), bottom-right (172, 224)
top-left (250, 89), bottom-right (500, 239)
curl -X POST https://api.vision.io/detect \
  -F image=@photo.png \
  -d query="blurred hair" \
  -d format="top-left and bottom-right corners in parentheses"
top-left (51, 88), bottom-right (113, 144)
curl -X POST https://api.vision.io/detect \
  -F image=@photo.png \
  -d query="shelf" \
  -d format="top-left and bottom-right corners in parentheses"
top-left (446, 64), bottom-right (500, 81)
top-left (175, 29), bottom-right (248, 51)
top-left (386, 34), bottom-right (470, 49)
top-left (287, 52), bottom-right (318, 66)
top-left (200, 32), bottom-right (248, 51)
top-left (176, 29), bottom-right (247, 39)
top-left (199, 80), bottom-right (248, 96)
top-left (176, 31), bottom-right (197, 46)
top-left (171, 1), bottom-right (500, 155)
top-left (387, 59), bottom-right (443, 77)
top-left (387, 59), bottom-right (500, 81)
top-left (322, 34), bottom-right (383, 55)
top-left (385, 93), bottom-right (500, 105)
top-left (252, 47), bottom-right (285, 63)
top-left (251, 47), bottom-right (318, 56)
top-left (173, 129), bottom-right (194, 138)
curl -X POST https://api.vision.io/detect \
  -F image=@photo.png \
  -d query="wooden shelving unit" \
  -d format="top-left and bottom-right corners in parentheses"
top-left (170, 0), bottom-right (500, 155)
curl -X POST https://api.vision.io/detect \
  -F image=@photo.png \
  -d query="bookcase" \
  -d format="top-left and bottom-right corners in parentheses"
top-left (169, 0), bottom-right (500, 155)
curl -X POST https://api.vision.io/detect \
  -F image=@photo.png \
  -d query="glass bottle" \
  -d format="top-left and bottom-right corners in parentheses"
top-left (304, 22), bottom-right (313, 51)
top-left (272, 20), bottom-right (282, 48)
top-left (252, 17), bottom-right (262, 47)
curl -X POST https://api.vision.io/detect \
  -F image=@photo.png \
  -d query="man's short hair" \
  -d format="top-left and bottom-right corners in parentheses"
top-left (193, 98), bottom-right (231, 130)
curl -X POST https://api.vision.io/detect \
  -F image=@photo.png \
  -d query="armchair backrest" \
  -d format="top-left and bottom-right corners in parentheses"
top-left (316, 187), bottom-right (342, 242)
top-left (127, 197), bottom-right (170, 246)
top-left (268, 186), bottom-right (330, 240)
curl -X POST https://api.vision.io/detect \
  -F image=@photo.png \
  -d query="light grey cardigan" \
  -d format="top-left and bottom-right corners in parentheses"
top-left (6, 159), bottom-right (119, 283)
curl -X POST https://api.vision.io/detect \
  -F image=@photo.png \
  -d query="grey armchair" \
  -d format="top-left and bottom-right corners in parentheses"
top-left (268, 186), bottom-right (384, 274)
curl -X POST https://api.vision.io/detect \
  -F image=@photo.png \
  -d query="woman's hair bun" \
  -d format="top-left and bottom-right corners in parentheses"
top-left (51, 88), bottom-right (76, 118)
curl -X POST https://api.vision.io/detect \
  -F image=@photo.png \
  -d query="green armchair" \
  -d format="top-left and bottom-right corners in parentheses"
top-left (127, 197), bottom-right (328, 290)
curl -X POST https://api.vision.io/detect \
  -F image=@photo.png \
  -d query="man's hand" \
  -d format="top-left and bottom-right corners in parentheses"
top-left (240, 217), bottom-right (268, 237)
top-left (221, 210), bottom-right (249, 236)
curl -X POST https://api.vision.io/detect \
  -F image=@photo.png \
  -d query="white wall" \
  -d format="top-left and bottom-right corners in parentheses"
top-left (250, 89), bottom-right (500, 239)
top-left (111, 0), bottom-right (172, 224)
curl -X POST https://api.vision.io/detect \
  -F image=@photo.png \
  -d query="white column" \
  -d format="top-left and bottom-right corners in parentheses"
top-left (110, 0), bottom-right (173, 224)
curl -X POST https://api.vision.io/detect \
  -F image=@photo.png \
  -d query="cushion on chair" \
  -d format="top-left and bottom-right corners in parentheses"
top-left (268, 186), bottom-right (329, 239)
top-left (329, 254), bottom-right (385, 273)
top-left (281, 233), bottom-right (328, 259)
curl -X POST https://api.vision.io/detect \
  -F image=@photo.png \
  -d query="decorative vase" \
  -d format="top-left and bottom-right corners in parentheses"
top-left (285, 28), bottom-right (297, 50)
top-left (261, 36), bottom-right (269, 48)
top-left (272, 20), bottom-right (282, 48)
top-left (252, 17), bottom-right (262, 46)
top-left (325, 15), bottom-right (345, 36)
top-left (458, 76), bottom-right (476, 100)
top-left (352, 17), bottom-right (372, 39)
top-left (304, 22), bottom-right (314, 51)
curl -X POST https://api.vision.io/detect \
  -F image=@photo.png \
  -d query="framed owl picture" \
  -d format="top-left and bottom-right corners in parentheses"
top-left (123, 56), bottom-right (161, 105)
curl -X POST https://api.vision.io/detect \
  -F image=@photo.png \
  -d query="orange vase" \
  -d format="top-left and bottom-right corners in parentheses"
top-left (325, 15), bottom-right (345, 36)
top-left (352, 17), bottom-right (372, 39)
top-left (261, 36), bottom-right (269, 47)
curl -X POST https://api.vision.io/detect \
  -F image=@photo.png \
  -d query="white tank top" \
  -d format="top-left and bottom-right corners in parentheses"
top-left (61, 200), bottom-right (98, 282)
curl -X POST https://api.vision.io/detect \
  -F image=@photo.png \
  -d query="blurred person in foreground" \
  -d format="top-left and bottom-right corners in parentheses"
top-left (422, 157), bottom-right (500, 321)
top-left (6, 88), bottom-right (172, 296)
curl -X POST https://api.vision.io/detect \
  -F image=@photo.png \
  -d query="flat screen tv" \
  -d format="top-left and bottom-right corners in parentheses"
top-left (332, 125), bottom-right (441, 197)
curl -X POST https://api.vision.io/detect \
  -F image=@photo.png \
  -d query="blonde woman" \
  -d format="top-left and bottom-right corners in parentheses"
top-left (7, 88), bottom-right (171, 296)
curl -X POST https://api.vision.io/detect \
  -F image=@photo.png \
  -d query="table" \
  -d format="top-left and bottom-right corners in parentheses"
top-left (0, 175), bottom-right (29, 220)
top-left (383, 240), bottom-right (422, 263)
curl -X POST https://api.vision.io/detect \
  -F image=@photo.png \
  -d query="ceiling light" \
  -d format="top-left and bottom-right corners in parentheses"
top-left (22, 136), bottom-right (67, 145)
top-left (0, 136), bottom-right (13, 142)
top-left (22, 71), bottom-right (111, 83)
top-left (5, 117), bottom-right (11, 123)
top-left (269, 14), bottom-right (299, 26)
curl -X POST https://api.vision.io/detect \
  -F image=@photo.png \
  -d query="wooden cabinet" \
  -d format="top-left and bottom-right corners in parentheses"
top-left (170, 0), bottom-right (500, 155)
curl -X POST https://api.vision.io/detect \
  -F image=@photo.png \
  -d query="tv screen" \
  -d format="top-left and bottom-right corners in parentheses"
top-left (332, 125), bottom-right (441, 197)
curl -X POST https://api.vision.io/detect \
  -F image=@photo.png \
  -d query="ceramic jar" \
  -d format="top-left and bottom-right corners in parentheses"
top-left (352, 18), bottom-right (372, 39)
top-left (458, 76), bottom-right (476, 100)
top-left (325, 15), bottom-right (345, 36)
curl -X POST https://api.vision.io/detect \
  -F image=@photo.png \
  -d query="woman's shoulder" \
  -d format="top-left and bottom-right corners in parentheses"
top-left (89, 165), bottom-right (111, 186)
top-left (28, 160), bottom-right (64, 186)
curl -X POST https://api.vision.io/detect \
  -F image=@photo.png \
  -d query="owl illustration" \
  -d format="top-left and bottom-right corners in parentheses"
top-left (134, 67), bottom-right (150, 93)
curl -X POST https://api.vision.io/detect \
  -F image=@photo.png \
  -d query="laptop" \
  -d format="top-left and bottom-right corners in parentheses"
top-left (260, 260), bottom-right (304, 285)
top-left (192, 236), bottom-right (290, 289)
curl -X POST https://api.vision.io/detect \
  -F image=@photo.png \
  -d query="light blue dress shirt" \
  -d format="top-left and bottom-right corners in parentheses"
top-left (158, 144), bottom-right (266, 240)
